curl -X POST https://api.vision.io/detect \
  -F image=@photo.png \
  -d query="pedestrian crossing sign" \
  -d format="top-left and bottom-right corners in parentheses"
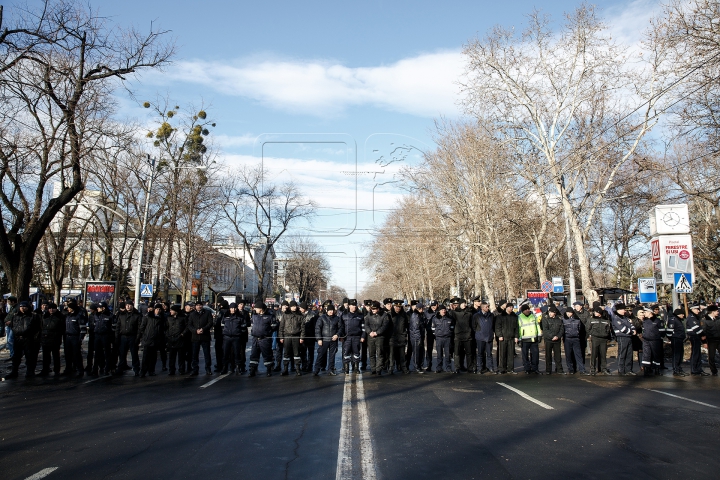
top-left (140, 284), bottom-right (153, 297)
top-left (673, 273), bottom-right (693, 293)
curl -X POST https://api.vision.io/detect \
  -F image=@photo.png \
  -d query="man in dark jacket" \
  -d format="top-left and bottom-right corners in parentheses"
top-left (138, 304), bottom-right (166, 377)
top-left (279, 301), bottom-right (306, 376)
top-left (166, 305), bottom-right (188, 375)
top-left (388, 300), bottom-right (409, 374)
top-left (187, 301), bottom-right (214, 376)
top-left (473, 302), bottom-right (495, 374)
top-left (314, 303), bottom-right (340, 375)
top-left (408, 304), bottom-right (426, 373)
top-left (365, 301), bottom-right (389, 375)
top-left (541, 306), bottom-right (564, 375)
top-left (339, 299), bottom-right (365, 374)
top-left (432, 305), bottom-right (455, 373)
top-left (248, 302), bottom-right (278, 377)
top-left (702, 305), bottom-right (720, 376)
top-left (39, 303), bottom-right (65, 376)
top-left (116, 301), bottom-right (142, 376)
top-left (494, 304), bottom-right (518, 374)
top-left (235, 300), bottom-right (250, 373)
top-left (452, 299), bottom-right (475, 374)
top-left (5, 301), bottom-right (41, 379)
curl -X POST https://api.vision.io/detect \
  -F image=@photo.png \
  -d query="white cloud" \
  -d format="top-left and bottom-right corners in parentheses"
top-left (604, 0), bottom-right (665, 47)
top-left (146, 51), bottom-right (464, 118)
top-left (213, 133), bottom-right (258, 149)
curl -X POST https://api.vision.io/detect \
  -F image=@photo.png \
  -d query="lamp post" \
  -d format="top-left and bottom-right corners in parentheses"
top-left (133, 155), bottom-right (207, 307)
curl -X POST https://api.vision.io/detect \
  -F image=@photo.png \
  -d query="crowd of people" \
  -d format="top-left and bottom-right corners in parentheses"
top-left (2, 294), bottom-right (719, 380)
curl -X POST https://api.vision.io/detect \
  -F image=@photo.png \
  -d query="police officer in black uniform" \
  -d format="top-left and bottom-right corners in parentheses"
top-left (166, 304), bottom-right (188, 375)
top-left (495, 303), bottom-right (518, 375)
top-left (62, 301), bottom-right (85, 377)
top-left (116, 301), bottom-right (142, 376)
top-left (5, 301), bottom-right (41, 379)
top-left (248, 302), bottom-right (278, 377)
top-left (339, 299), bottom-right (365, 374)
top-left (314, 303), bottom-right (340, 376)
top-left (408, 303), bottom-right (426, 373)
top-left (452, 299), bottom-right (475, 374)
top-left (611, 303), bottom-right (637, 376)
top-left (39, 302), bottom-right (65, 376)
top-left (221, 303), bottom-right (246, 375)
top-left (541, 306), bottom-right (564, 375)
top-left (388, 300), bottom-right (409, 374)
top-left (666, 308), bottom-right (687, 376)
top-left (432, 305), bottom-right (455, 373)
top-left (424, 300), bottom-right (439, 372)
top-left (365, 301), bottom-right (389, 375)
top-left (89, 301), bottom-right (113, 376)
top-left (187, 301), bottom-right (214, 376)
top-left (299, 302), bottom-right (317, 372)
top-left (138, 303), bottom-right (166, 377)
top-left (587, 306), bottom-right (612, 375)
top-left (686, 303), bottom-right (708, 376)
top-left (641, 306), bottom-right (664, 376)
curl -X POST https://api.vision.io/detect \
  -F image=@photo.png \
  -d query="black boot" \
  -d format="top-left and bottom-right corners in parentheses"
top-left (353, 362), bottom-right (360, 374)
top-left (295, 361), bottom-right (302, 376)
top-left (281, 360), bottom-right (289, 376)
top-left (248, 366), bottom-right (256, 377)
top-left (344, 363), bottom-right (350, 375)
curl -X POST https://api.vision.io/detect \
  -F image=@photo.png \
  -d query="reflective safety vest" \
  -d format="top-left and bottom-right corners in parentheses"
top-left (518, 313), bottom-right (542, 342)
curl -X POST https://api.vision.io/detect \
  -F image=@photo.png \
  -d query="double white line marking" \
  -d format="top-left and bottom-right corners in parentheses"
top-left (336, 374), bottom-right (377, 480)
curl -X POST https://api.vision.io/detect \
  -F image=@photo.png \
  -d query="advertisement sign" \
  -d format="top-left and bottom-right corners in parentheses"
top-left (191, 280), bottom-right (200, 297)
top-left (637, 278), bottom-right (658, 303)
top-left (525, 290), bottom-right (548, 306)
top-left (651, 235), bottom-right (695, 284)
top-left (84, 281), bottom-right (117, 311)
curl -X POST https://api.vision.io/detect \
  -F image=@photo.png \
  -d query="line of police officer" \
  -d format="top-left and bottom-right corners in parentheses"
top-left (4, 293), bottom-right (720, 379)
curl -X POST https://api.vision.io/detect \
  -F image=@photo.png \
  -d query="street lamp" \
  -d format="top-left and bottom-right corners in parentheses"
top-left (133, 155), bottom-right (207, 307)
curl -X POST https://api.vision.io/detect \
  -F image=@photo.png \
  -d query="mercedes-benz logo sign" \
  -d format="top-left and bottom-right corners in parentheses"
top-left (662, 211), bottom-right (681, 227)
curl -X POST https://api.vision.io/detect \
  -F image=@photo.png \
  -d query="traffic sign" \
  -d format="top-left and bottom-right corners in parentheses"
top-left (638, 278), bottom-right (658, 303)
top-left (140, 283), bottom-right (153, 297)
top-left (674, 273), bottom-right (693, 293)
top-left (541, 281), bottom-right (553, 293)
top-left (552, 277), bottom-right (564, 293)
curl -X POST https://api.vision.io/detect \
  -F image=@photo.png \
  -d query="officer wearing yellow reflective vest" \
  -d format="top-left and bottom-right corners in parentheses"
top-left (516, 304), bottom-right (543, 374)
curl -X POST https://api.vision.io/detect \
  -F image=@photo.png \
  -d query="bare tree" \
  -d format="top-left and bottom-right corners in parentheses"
top-left (0, 0), bottom-right (173, 298)
top-left (283, 237), bottom-right (330, 303)
top-left (221, 164), bottom-right (316, 302)
top-left (461, 5), bottom-right (673, 302)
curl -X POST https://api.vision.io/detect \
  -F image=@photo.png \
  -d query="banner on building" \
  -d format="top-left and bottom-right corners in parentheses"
top-left (84, 281), bottom-right (117, 311)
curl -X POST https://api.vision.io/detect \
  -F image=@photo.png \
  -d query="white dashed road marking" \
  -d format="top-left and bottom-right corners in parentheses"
top-left (497, 382), bottom-right (554, 410)
top-left (82, 374), bottom-right (111, 384)
top-left (355, 374), bottom-right (377, 480)
top-left (647, 389), bottom-right (719, 409)
top-left (336, 375), bottom-right (354, 479)
top-left (199, 373), bottom-right (230, 389)
top-left (24, 467), bottom-right (58, 480)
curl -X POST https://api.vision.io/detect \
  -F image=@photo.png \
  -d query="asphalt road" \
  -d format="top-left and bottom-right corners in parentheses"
top-left (1, 347), bottom-right (719, 480)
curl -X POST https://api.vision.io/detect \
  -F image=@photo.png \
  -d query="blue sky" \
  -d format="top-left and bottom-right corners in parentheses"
top-left (76, 0), bottom-right (664, 297)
